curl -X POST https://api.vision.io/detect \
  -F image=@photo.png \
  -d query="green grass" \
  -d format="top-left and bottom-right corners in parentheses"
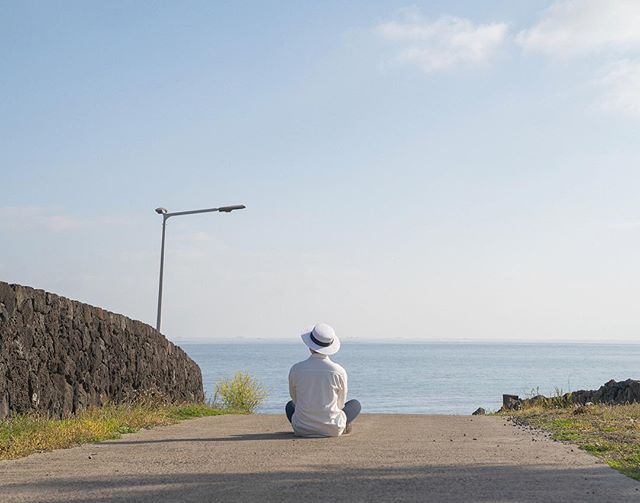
top-left (0, 373), bottom-right (267, 461)
top-left (501, 403), bottom-right (640, 480)
top-left (0, 402), bottom-right (232, 461)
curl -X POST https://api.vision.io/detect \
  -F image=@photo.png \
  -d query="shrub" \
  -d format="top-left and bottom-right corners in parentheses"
top-left (214, 372), bottom-right (267, 413)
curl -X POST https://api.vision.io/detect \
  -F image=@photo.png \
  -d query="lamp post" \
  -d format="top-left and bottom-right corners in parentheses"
top-left (154, 204), bottom-right (246, 332)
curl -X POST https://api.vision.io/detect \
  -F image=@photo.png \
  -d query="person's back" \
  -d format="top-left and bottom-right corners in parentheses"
top-left (286, 323), bottom-right (361, 437)
top-left (289, 352), bottom-right (347, 437)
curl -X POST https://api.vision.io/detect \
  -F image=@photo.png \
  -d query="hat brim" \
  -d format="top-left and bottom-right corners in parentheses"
top-left (301, 331), bottom-right (341, 355)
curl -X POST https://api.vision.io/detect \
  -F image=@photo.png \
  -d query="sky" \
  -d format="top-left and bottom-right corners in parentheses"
top-left (1, 0), bottom-right (639, 343)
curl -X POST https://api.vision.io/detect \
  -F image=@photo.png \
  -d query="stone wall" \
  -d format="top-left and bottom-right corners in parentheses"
top-left (0, 281), bottom-right (204, 419)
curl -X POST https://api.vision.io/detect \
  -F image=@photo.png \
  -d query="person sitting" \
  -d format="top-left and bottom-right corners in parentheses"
top-left (286, 323), bottom-right (361, 437)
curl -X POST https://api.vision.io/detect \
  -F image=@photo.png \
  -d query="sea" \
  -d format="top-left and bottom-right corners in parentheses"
top-left (180, 342), bottom-right (640, 415)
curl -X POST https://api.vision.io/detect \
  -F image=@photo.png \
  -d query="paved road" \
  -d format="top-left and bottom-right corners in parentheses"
top-left (1, 414), bottom-right (639, 502)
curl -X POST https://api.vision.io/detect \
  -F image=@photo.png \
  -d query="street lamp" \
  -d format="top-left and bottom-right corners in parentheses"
top-left (154, 204), bottom-right (246, 332)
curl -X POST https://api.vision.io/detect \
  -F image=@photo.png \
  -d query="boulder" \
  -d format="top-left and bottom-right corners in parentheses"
top-left (502, 394), bottom-right (522, 411)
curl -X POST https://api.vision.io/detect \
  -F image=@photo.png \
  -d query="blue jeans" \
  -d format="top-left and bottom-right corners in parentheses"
top-left (285, 399), bottom-right (361, 425)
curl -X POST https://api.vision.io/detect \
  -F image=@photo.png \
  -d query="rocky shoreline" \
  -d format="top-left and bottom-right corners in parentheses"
top-left (499, 379), bottom-right (640, 412)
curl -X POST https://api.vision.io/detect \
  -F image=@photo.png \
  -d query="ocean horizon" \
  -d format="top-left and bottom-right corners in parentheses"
top-left (181, 342), bottom-right (640, 415)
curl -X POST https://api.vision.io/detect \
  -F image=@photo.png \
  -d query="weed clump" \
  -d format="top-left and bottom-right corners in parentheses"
top-left (214, 372), bottom-right (267, 413)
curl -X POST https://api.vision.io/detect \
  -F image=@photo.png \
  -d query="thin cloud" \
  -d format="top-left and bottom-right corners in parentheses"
top-left (0, 206), bottom-right (83, 232)
top-left (610, 221), bottom-right (640, 231)
top-left (516, 0), bottom-right (640, 57)
top-left (167, 231), bottom-right (221, 261)
top-left (514, 0), bottom-right (640, 119)
top-left (0, 206), bottom-right (134, 232)
top-left (595, 59), bottom-right (640, 117)
top-left (375, 8), bottom-right (508, 73)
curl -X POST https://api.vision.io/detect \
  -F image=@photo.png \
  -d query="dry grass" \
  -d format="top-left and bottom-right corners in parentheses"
top-left (0, 402), bottom-right (230, 461)
top-left (502, 403), bottom-right (640, 480)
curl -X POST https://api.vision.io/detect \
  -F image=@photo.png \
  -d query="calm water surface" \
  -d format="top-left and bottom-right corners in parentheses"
top-left (180, 343), bottom-right (640, 415)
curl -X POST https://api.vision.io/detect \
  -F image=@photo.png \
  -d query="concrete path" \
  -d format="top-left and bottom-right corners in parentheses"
top-left (0, 414), bottom-right (638, 502)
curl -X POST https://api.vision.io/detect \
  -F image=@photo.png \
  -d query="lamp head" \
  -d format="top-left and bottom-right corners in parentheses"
top-left (218, 205), bottom-right (246, 213)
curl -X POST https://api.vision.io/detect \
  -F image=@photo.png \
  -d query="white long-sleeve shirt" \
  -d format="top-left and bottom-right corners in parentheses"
top-left (288, 353), bottom-right (348, 437)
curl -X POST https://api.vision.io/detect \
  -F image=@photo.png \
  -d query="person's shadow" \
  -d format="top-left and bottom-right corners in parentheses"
top-left (105, 431), bottom-right (302, 445)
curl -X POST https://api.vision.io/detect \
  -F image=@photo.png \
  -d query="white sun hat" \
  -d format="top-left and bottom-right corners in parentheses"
top-left (301, 323), bottom-right (341, 355)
